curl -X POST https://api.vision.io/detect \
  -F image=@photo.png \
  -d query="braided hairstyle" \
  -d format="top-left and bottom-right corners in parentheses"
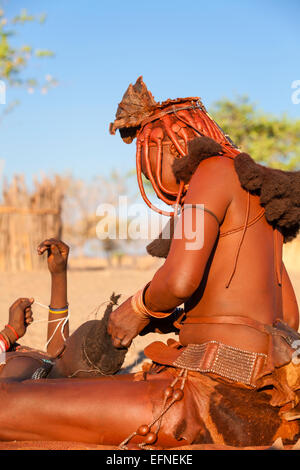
top-left (110, 76), bottom-right (240, 216)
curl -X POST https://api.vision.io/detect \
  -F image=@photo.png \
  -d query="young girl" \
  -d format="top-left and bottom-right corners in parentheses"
top-left (0, 239), bottom-right (126, 382)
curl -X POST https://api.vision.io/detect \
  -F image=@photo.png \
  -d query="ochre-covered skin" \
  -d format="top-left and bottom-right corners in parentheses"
top-left (0, 78), bottom-right (299, 448)
top-left (0, 368), bottom-right (299, 448)
top-left (141, 151), bottom-right (299, 353)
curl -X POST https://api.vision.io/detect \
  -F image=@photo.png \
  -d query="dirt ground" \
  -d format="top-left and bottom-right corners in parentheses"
top-left (0, 240), bottom-right (299, 374)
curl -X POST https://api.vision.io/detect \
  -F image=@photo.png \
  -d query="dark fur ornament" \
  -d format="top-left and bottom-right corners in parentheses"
top-left (172, 136), bottom-right (223, 184)
top-left (146, 218), bottom-right (175, 259)
top-left (234, 153), bottom-right (300, 242)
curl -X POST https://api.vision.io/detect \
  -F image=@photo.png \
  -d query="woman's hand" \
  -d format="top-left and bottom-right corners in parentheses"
top-left (37, 239), bottom-right (69, 275)
top-left (107, 297), bottom-right (150, 349)
top-left (8, 298), bottom-right (34, 339)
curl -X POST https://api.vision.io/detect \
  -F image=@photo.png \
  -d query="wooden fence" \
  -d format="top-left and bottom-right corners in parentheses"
top-left (0, 175), bottom-right (63, 271)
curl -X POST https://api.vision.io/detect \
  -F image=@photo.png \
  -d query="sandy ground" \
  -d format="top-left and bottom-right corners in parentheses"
top-left (0, 241), bottom-right (299, 374)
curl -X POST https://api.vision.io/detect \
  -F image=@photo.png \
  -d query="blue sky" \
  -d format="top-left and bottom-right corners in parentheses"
top-left (0, 0), bottom-right (299, 184)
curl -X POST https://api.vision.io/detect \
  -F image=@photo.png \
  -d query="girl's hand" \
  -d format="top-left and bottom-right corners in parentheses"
top-left (8, 298), bottom-right (34, 339)
top-left (37, 239), bottom-right (69, 274)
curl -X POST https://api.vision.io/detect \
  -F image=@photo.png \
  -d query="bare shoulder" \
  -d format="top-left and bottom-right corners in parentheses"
top-left (184, 157), bottom-right (236, 222)
top-left (192, 156), bottom-right (235, 183)
top-left (185, 157), bottom-right (235, 204)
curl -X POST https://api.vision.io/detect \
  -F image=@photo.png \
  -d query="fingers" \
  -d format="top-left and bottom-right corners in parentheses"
top-left (37, 240), bottom-right (51, 255)
top-left (10, 297), bottom-right (34, 310)
top-left (49, 239), bottom-right (69, 255)
top-left (51, 243), bottom-right (61, 258)
top-left (19, 298), bottom-right (34, 309)
top-left (37, 239), bottom-right (69, 256)
top-left (25, 306), bottom-right (34, 325)
top-left (111, 334), bottom-right (130, 349)
top-left (120, 336), bottom-right (132, 349)
top-left (55, 240), bottom-right (70, 255)
top-left (108, 322), bottom-right (130, 349)
top-left (112, 336), bottom-right (123, 348)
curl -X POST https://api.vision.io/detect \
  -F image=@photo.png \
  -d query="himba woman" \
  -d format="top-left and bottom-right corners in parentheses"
top-left (0, 77), bottom-right (299, 449)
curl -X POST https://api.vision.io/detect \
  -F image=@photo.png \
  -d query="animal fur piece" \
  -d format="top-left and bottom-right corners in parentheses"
top-left (234, 153), bottom-right (300, 242)
top-left (146, 218), bottom-right (175, 259)
top-left (172, 136), bottom-right (223, 184)
top-left (83, 293), bottom-right (127, 375)
top-left (109, 76), bottom-right (157, 143)
top-left (171, 137), bottom-right (300, 244)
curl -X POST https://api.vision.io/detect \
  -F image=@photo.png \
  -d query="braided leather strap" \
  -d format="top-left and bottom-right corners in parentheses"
top-left (131, 283), bottom-right (175, 319)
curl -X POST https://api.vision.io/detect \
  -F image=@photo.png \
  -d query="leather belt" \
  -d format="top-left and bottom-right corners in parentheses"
top-left (182, 315), bottom-right (268, 335)
top-left (172, 341), bottom-right (267, 387)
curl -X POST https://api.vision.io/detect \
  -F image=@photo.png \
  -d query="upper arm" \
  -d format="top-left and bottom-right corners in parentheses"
top-left (183, 156), bottom-right (233, 223)
top-left (282, 263), bottom-right (299, 330)
top-left (161, 157), bottom-right (233, 294)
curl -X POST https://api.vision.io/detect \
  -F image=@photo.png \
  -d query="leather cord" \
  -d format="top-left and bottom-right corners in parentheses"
top-left (226, 191), bottom-right (251, 288)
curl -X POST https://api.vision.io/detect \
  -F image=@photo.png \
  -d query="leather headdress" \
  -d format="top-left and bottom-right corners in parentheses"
top-left (109, 76), bottom-right (240, 217)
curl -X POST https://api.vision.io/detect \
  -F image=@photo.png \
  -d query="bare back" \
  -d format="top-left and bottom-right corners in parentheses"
top-left (180, 158), bottom-right (284, 354)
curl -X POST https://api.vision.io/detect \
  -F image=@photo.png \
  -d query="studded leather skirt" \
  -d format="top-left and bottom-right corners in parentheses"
top-left (125, 339), bottom-right (300, 448)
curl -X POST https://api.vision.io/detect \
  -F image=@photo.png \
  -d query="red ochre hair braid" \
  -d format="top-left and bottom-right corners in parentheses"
top-left (135, 98), bottom-right (240, 216)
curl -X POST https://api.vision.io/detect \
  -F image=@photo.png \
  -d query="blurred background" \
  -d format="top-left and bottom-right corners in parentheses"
top-left (0, 1), bottom-right (299, 362)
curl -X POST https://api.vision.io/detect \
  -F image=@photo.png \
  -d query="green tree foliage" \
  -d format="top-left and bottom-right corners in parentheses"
top-left (0, 6), bottom-right (56, 92)
top-left (210, 96), bottom-right (300, 170)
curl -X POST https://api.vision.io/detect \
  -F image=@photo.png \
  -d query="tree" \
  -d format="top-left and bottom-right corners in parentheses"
top-left (209, 96), bottom-right (300, 170)
top-left (0, 6), bottom-right (56, 110)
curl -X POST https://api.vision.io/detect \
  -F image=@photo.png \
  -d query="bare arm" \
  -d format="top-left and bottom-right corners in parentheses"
top-left (144, 157), bottom-right (232, 311)
top-left (37, 239), bottom-right (70, 356)
top-left (0, 298), bottom-right (36, 380)
top-left (0, 298), bottom-right (34, 351)
top-left (108, 157), bottom-right (233, 347)
top-left (282, 263), bottom-right (299, 330)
